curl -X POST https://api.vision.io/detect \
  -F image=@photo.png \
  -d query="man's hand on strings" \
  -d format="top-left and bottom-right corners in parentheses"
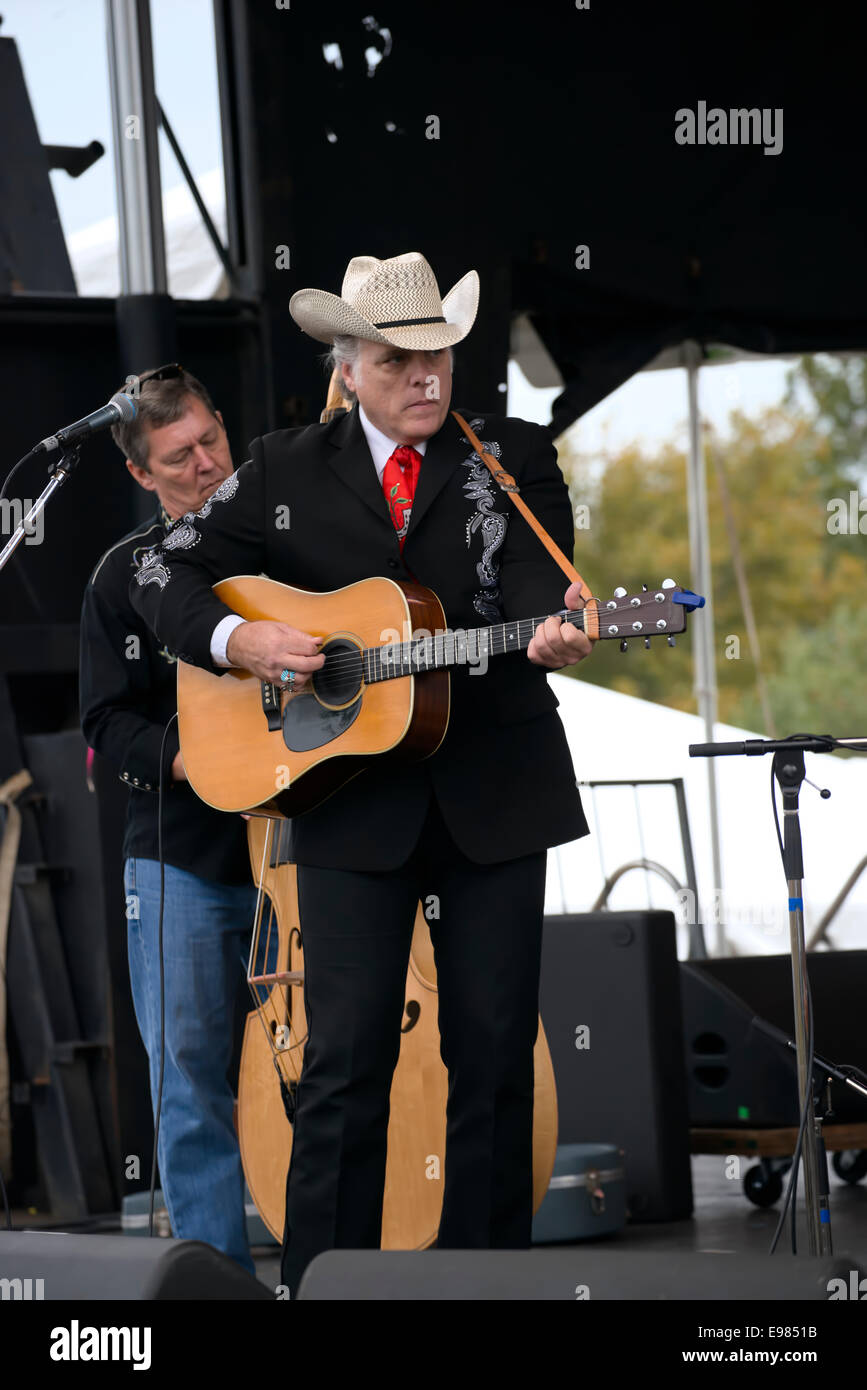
top-left (527, 579), bottom-right (595, 670)
top-left (226, 620), bottom-right (325, 687)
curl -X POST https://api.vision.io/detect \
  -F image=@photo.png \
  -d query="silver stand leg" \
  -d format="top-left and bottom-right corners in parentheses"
top-left (691, 732), bottom-right (867, 1254)
top-left (0, 450), bottom-right (80, 576)
top-left (778, 751), bottom-right (832, 1255)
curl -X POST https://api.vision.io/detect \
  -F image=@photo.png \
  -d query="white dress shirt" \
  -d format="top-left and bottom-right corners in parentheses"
top-left (210, 406), bottom-right (428, 667)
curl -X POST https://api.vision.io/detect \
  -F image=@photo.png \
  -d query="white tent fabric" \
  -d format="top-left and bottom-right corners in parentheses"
top-left (67, 168), bottom-right (227, 300)
top-left (546, 673), bottom-right (867, 960)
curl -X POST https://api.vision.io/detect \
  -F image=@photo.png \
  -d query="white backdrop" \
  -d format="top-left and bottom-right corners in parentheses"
top-left (547, 673), bottom-right (867, 960)
top-left (67, 169), bottom-right (227, 300)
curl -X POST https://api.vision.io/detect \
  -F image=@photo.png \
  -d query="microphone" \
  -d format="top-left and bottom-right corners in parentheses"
top-left (35, 392), bottom-right (137, 454)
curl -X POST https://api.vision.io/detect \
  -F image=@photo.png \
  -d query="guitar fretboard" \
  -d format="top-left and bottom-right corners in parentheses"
top-left (362, 610), bottom-right (586, 684)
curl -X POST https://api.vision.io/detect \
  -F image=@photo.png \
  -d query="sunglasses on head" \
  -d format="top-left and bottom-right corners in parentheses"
top-left (119, 363), bottom-right (186, 403)
top-left (134, 362), bottom-right (185, 387)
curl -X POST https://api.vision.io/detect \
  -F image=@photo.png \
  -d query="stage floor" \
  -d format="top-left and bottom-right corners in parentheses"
top-left (251, 1154), bottom-right (867, 1293)
top-left (8, 1153), bottom-right (865, 1296)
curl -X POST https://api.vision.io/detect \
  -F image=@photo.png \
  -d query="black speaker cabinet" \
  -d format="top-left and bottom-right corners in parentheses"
top-left (0, 1233), bottom-right (273, 1300)
top-left (681, 952), bottom-right (867, 1127)
top-left (539, 911), bottom-right (692, 1222)
top-left (297, 1247), bottom-right (866, 1300)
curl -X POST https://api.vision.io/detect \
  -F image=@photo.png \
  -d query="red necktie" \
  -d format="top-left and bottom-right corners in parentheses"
top-left (381, 444), bottom-right (422, 550)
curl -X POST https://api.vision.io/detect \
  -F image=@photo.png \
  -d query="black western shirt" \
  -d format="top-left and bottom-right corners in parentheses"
top-left (79, 507), bottom-right (252, 885)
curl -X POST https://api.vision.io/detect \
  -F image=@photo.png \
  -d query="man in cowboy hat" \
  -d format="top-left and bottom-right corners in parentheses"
top-left (130, 251), bottom-right (594, 1294)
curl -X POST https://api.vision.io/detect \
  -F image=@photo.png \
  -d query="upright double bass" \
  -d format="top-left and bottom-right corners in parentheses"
top-left (234, 374), bottom-right (558, 1248)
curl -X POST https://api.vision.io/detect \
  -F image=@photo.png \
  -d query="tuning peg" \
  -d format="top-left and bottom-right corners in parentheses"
top-left (619, 639), bottom-right (628, 653)
top-left (661, 578), bottom-right (676, 589)
top-left (667, 635), bottom-right (676, 646)
top-left (613, 586), bottom-right (627, 599)
top-left (644, 637), bottom-right (651, 649)
top-left (641, 583), bottom-right (648, 591)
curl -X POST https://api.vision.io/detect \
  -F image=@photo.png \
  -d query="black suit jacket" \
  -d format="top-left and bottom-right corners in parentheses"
top-left (129, 407), bottom-right (589, 869)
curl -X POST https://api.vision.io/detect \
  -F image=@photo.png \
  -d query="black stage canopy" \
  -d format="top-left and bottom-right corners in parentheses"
top-left (239, 2), bottom-right (867, 431)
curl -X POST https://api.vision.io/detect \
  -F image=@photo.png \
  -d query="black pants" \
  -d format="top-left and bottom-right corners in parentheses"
top-left (280, 793), bottom-right (547, 1295)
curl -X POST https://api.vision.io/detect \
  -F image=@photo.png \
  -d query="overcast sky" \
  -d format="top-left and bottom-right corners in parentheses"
top-left (2, 0), bottom-right (220, 236)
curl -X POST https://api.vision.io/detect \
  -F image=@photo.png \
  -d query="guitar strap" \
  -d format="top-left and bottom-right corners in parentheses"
top-left (451, 411), bottom-right (595, 608)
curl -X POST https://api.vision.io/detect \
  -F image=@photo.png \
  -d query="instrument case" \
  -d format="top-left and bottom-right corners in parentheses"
top-left (532, 1141), bottom-right (627, 1243)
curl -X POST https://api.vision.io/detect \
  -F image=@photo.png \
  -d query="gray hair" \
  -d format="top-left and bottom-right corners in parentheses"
top-left (323, 335), bottom-right (364, 403)
top-left (323, 335), bottom-right (455, 405)
top-left (111, 368), bottom-right (218, 472)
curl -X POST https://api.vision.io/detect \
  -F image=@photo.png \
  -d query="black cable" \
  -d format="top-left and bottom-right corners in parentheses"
top-left (765, 738), bottom-right (867, 1252)
top-left (794, 971), bottom-right (818, 1253)
top-left (790, 1144), bottom-right (797, 1253)
top-left (0, 1161), bottom-right (11, 1231)
top-left (0, 807), bottom-right (16, 1226)
top-left (769, 981), bottom-right (813, 1254)
top-left (790, 975), bottom-right (816, 1255)
top-left (836, 1062), bottom-right (867, 1088)
top-left (0, 449), bottom-right (41, 504)
top-left (767, 762), bottom-right (817, 1254)
top-left (148, 714), bottom-right (178, 1238)
top-left (770, 761), bottom-right (784, 859)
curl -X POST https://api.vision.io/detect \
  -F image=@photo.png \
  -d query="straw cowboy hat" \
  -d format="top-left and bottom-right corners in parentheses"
top-left (288, 251), bottom-right (479, 350)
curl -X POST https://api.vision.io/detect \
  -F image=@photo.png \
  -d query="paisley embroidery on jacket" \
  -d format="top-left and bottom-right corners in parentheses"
top-left (134, 548), bottom-right (170, 590)
top-left (162, 520), bottom-right (200, 552)
top-left (461, 417), bottom-right (508, 623)
top-left (193, 471), bottom-right (240, 517)
top-left (133, 470), bottom-right (242, 588)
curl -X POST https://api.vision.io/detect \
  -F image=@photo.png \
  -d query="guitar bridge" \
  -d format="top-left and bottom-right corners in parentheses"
top-left (261, 681), bottom-right (282, 731)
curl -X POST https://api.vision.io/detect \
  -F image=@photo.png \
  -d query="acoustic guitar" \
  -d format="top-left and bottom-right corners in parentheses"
top-left (176, 574), bottom-right (703, 815)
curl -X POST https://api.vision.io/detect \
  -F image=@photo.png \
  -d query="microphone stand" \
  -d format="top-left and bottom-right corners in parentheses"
top-left (0, 444), bottom-right (81, 575)
top-left (688, 733), bottom-right (867, 1255)
top-left (753, 1014), bottom-right (867, 1110)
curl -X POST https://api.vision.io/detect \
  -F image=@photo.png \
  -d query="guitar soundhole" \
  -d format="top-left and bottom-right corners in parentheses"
top-left (313, 638), bottom-right (363, 708)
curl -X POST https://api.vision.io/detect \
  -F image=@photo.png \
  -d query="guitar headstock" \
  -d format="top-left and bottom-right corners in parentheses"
top-left (590, 579), bottom-right (705, 650)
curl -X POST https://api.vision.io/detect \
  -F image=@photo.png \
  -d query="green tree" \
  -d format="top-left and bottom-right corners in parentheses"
top-left (557, 394), bottom-right (867, 733)
top-left (785, 353), bottom-right (867, 485)
top-left (735, 603), bottom-right (867, 738)
top-left (784, 353), bottom-right (867, 566)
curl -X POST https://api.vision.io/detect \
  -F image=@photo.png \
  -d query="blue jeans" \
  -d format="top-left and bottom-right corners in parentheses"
top-left (124, 858), bottom-right (259, 1274)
